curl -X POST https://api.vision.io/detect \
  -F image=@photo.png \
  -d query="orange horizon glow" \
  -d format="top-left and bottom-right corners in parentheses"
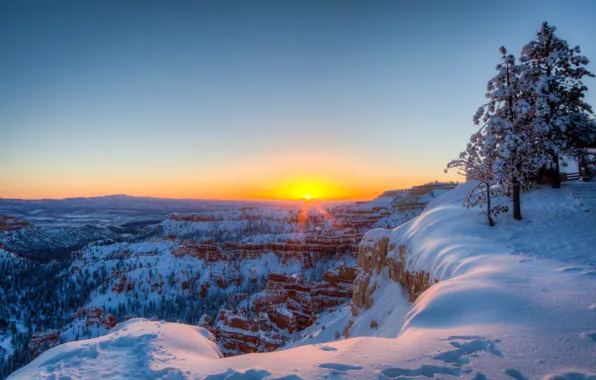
top-left (0, 177), bottom-right (453, 202)
top-left (0, 152), bottom-right (461, 201)
top-left (0, 184), bottom-right (389, 202)
top-left (0, 175), bottom-right (461, 201)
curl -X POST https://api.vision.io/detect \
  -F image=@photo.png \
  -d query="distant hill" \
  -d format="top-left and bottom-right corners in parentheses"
top-left (0, 194), bottom-right (272, 212)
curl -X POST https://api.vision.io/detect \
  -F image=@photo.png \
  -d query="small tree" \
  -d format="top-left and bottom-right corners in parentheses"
top-left (519, 22), bottom-right (596, 188)
top-left (447, 131), bottom-right (508, 226)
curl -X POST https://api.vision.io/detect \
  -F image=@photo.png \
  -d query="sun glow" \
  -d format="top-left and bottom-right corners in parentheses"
top-left (268, 178), bottom-right (331, 200)
top-left (255, 174), bottom-right (382, 201)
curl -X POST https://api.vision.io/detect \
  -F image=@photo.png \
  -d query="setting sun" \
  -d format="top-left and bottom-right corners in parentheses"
top-left (305, 195), bottom-right (311, 200)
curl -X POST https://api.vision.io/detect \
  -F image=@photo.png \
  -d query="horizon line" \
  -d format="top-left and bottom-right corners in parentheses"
top-left (0, 193), bottom-right (375, 203)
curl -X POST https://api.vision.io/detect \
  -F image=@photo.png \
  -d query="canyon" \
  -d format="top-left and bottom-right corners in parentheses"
top-left (0, 182), bottom-right (456, 376)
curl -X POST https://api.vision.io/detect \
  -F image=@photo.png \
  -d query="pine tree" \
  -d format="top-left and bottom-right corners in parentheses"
top-left (473, 47), bottom-right (535, 220)
top-left (519, 22), bottom-right (596, 187)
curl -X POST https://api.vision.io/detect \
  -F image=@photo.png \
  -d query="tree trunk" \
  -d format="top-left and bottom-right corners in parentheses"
top-left (486, 184), bottom-right (495, 227)
top-left (512, 178), bottom-right (522, 221)
top-left (552, 154), bottom-right (561, 189)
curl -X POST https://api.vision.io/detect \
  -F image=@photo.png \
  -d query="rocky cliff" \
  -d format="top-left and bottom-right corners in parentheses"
top-left (345, 233), bottom-right (438, 338)
top-left (205, 266), bottom-right (356, 355)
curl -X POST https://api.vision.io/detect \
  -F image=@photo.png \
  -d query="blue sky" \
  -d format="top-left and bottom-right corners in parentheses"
top-left (1, 1), bottom-right (595, 199)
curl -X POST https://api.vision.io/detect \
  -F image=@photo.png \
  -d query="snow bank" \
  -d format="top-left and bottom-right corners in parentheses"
top-left (9, 319), bottom-right (222, 379)
top-left (422, 179), bottom-right (479, 212)
top-left (11, 183), bottom-right (596, 379)
top-left (346, 182), bottom-right (596, 375)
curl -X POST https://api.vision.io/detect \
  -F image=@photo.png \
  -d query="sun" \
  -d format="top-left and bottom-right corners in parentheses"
top-left (269, 178), bottom-right (331, 200)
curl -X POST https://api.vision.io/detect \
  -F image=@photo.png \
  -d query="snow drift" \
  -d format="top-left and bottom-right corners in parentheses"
top-left (10, 319), bottom-right (222, 379)
top-left (10, 182), bottom-right (596, 379)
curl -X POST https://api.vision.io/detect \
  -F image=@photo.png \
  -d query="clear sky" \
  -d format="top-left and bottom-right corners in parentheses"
top-left (1, 1), bottom-right (595, 200)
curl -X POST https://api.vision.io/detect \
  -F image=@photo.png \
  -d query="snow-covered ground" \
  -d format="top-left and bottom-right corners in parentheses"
top-left (10, 182), bottom-right (596, 379)
top-left (11, 319), bottom-right (222, 379)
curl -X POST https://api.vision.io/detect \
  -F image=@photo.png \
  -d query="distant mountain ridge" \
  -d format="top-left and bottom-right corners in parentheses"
top-left (0, 194), bottom-right (261, 212)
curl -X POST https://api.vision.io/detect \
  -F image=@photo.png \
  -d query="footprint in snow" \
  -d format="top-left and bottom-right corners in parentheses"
top-left (433, 336), bottom-right (502, 365)
top-left (504, 368), bottom-right (528, 380)
top-left (319, 363), bottom-right (362, 372)
top-left (205, 368), bottom-right (272, 379)
top-left (560, 266), bottom-right (585, 273)
top-left (519, 258), bottom-right (534, 263)
top-left (318, 346), bottom-right (337, 351)
top-left (380, 364), bottom-right (461, 379)
top-left (543, 371), bottom-right (596, 380)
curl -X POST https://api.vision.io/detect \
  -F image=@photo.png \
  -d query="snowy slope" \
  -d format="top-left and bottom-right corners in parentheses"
top-left (60, 238), bottom-right (347, 341)
top-left (0, 223), bottom-right (119, 260)
top-left (10, 319), bottom-right (222, 379)
top-left (10, 182), bottom-right (596, 379)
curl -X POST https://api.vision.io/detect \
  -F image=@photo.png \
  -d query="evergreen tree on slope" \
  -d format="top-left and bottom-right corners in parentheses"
top-left (519, 22), bottom-right (596, 187)
top-left (474, 47), bottom-right (536, 220)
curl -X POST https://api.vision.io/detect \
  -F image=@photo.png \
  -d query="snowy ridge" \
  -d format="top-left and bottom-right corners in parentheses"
top-left (11, 182), bottom-right (596, 379)
top-left (11, 319), bottom-right (222, 379)
top-left (0, 220), bottom-right (119, 260)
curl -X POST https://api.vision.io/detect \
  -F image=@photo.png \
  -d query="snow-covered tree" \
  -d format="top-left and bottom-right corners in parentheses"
top-left (473, 47), bottom-right (536, 220)
top-left (446, 131), bottom-right (507, 226)
top-left (453, 23), bottom-right (595, 222)
top-left (519, 22), bottom-right (596, 188)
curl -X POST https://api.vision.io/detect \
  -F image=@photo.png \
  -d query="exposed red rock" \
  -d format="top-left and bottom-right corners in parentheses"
top-left (212, 268), bottom-right (355, 356)
top-left (198, 313), bottom-right (213, 329)
top-left (28, 329), bottom-right (60, 358)
top-left (346, 237), bottom-right (438, 337)
top-left (199, 283), bottom-right (210, 298)
top-left (72, 307), bottom-right (117, 330)
top-left (171, 237), bottom-right (359, 265)
top-left (0, 214), bottom-right (30, 231)
top-left (212, 310), bottom-right (286, 354)
top-left (111, 274), bottom-right (135, 294)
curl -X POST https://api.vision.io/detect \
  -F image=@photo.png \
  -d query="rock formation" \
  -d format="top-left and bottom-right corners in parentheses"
top-left (0, 215), bottom-right (30, 232)
top-left (28, 330), bottom-right (60, 359)
top-left (72, 307), bottom-right (117, 330)
top-left (208, 266), bottom-right (356, 356)
top-left (347, 234), bottom-right (438, 336)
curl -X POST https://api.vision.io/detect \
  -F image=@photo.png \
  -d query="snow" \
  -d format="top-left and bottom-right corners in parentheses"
top-left (74, 243), bottom-right (327, 313)
top-left (423, 180), bottom-right (480, 212)
top-left (347, 279), bottom-right (411, 339)
top-left (10, 319), bottom-right (222, 380)
top-left (0, 336), bottom-right (13, 359)
top-left (353, 196), bottom-right (394, 210)
top-left (11, 182), bottom-right (596, 380)
top-left (282, 304), bottom-right (352, 349)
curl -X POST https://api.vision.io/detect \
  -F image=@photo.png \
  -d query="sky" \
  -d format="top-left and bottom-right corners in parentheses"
top-left (1, 1), bottom-right (595, 200)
